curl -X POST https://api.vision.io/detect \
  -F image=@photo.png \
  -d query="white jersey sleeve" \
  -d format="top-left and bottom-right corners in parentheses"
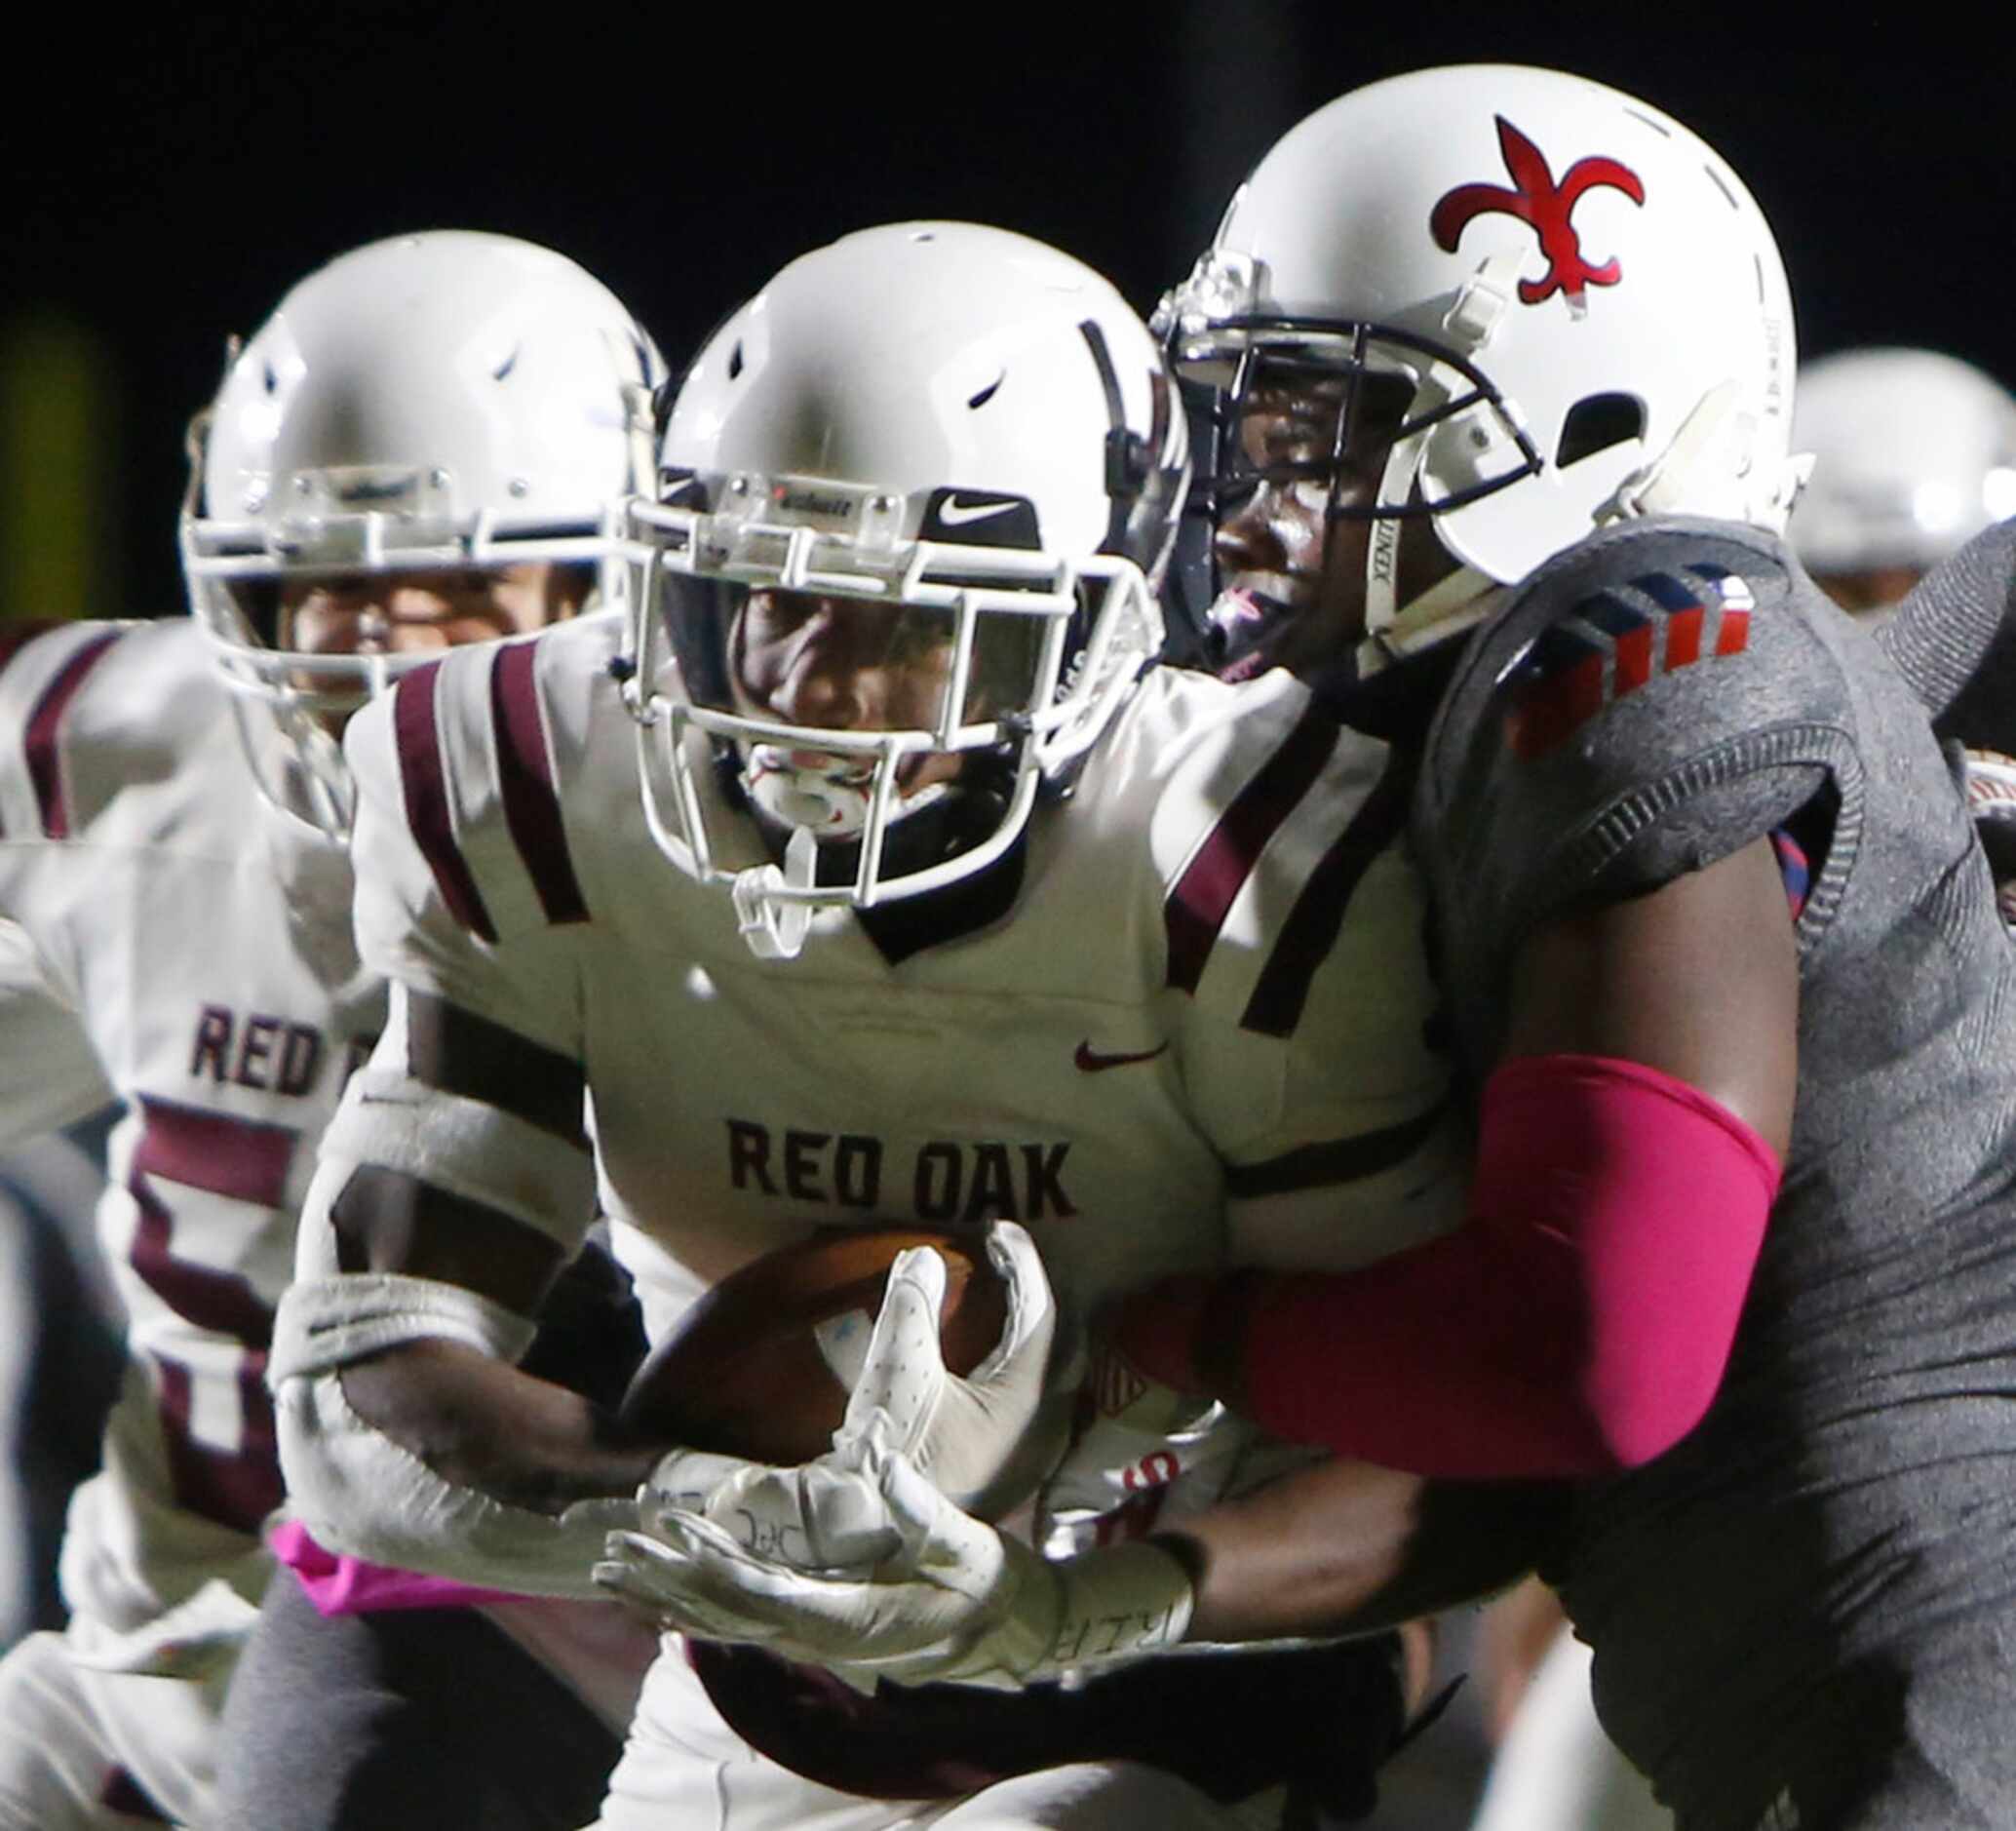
top-left (344, 635), bottom-right (588, 1059)
top-left (0, 915), bottom-right (115, 1144)
top-left (336, 632), bottom-right (600, 1257)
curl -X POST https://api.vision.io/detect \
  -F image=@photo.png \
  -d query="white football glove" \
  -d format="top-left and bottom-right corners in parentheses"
top-left (593, 1426), bottom-right (1193, 1692)
top-left (838, 1222), bottom-right (1074, 1518)
top-left (635, 1447), bottom-right (900, 1570)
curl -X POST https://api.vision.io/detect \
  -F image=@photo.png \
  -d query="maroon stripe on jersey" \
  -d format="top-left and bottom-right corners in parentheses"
top-left (395, 661), bottom-right (499, 944)
top-left (129, 1179), bottom-right (277, 1347)
top-left (25, 629), bottom-right (121, 838)
top-left (407, 992), bottom-right (588, 1146)
top-left (1165, 702), bottom-right (1340, 993)
top-left (490, 641), bottom-right (589, 924)
top-left (133, 1093), bottom-right (295, 1210)
top-left (127, 1099), bottom-right (289, 1532)
top-left (1240, 748), bottom-right (1413, 1038)
top-left (99, 1767), bottom-right (174, 1823)
top-left (1223, 1100), bottom-right (1448, 1199)
top-left (155, 1354), bottom-right (283, 1536)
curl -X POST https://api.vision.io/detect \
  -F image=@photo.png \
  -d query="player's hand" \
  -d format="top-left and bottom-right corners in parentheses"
top-left (593, 1423), bottom-right (1193, 1691)
top-left (840, 1221), bottom-right (1073, 1517)
top-left (595, 1428), bottom-right (1039, 1685)
top-left (581, 1447), bottom-right (902, 1605)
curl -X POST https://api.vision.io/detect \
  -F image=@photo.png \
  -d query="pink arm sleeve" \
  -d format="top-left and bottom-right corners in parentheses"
top-left (269, 1518), bottom-right (517, 1616)
top-left (1122, 1054), bottom-right (1782, 1479)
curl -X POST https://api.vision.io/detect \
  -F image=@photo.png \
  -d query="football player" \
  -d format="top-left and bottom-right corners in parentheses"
top-left (269, 219), bottom-right (1472, 1829)
top-left (0, 230), bottom-right (661, 1829)
top-left (1461, 343), bottom-right (2016, 1831)
top-left (609, 69), bottom-right (2016, 1831)
top-left (1790, 346), bottom-right (2016, 617)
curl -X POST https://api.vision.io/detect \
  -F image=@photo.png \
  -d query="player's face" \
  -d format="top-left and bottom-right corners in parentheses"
top-left (282, 563), bottom-right (579, 659)
top-left (726, 589), bottom-right (973, 808)
top-left (1212, 371), bottom-right (1454, 680)
top-left (279, 564), bottom-right (585, 731)
top-left (1812, 565), bottom-right (1923, 620)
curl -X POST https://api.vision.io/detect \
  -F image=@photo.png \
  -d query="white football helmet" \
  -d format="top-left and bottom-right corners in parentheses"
top-left (1157, 64), bottom-right (1805, 670)
top-left (1790, 347), bottom-right (2016, 582)
top-left (181, 230), bottom-right (661, 831)
top-left (623, 221), bottom-right (1187, 958)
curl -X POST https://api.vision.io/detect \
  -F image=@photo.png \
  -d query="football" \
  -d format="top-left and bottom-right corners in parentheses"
top-left (616, 1226), bottom-right (1008, 1466)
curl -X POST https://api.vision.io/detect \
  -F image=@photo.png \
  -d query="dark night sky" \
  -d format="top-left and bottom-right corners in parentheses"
top-left (8, 4), bottom-right (2011, 617)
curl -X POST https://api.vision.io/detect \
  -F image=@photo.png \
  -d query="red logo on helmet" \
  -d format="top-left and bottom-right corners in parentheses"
top-left (1430, 117), bottom-right (1646, 315)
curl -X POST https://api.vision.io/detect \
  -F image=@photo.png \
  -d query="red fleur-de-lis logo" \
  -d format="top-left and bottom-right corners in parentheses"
top-left (1430, 117), bottom-right (1646, 316)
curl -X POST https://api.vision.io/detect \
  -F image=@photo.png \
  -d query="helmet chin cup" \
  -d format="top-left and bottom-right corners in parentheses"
top-left (732, 827), bottom-right (817, 960)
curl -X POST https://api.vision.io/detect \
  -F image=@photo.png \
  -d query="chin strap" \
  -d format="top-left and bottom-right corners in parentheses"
top-left (1355, 253), bottom-right (1518, 678)
top-left (731, 825), bottom-right (817, 960)
top-left (1357, 565), bottom-right (1499, 676)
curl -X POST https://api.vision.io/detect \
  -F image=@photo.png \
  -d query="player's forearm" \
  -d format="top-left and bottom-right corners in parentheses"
top-left (1157, 1457), bottom-right (1566, 1642)
top-left (274, 1331), bottom-right (656, 1600)
top-left (1119, 1052), bottom-right (1779, 1478)
top-left (338, 1338), bottom-right (660, 1513)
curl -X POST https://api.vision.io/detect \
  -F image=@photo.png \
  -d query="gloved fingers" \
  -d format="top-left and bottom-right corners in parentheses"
top-left (643, 1447), bottom-right (772, 1512)
top-left (968, 1221), bottom-right (1057, 1385)
top-left (868, 1438), bottom-right (1009, 1597)
top-left (712, 1461), bottom-right (901, 1569)
top-left (556, 1493), bottom-right (643, 1537)
top-left (604, 1513), bottom-right (847, 1626)
top-left (591, 1526), bottom-right (786, 1644)
top-left (838, 1246), bottom-right (950, 1453)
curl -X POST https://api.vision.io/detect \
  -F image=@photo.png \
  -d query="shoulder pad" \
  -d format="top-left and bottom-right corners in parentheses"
top-left (1417, 520), bottom-right (1847, 1039)
top-left (0, 620), bottom-right (186, 841)
top-left (358, 629), bottom-right (598, 945)
top-left (1139, 670), bottom-right (1419, 1040)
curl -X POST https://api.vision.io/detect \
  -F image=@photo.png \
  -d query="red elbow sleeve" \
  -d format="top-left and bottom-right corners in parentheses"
top-left (1237, 1054), bottom-right (1782, 1478)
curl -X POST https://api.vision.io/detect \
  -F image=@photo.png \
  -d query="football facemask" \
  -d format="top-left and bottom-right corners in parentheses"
top-left (180, 230), bottom-right (660, 834)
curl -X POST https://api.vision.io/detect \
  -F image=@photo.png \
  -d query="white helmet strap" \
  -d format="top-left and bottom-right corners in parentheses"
top-left (731, 826), bottom-right (817, 960)
top-left (1355, 254), bottom-right (1515, 672)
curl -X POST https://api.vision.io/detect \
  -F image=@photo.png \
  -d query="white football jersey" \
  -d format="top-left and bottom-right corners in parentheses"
top-left (337, 612), bottom-right (1463, 1344)
top-left (0, 618), bottom-right (380, 1637)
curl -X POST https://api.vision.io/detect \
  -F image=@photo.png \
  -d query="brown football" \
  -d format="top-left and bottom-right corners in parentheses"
top-left (616, 1226), bottom-right (1008, 1466)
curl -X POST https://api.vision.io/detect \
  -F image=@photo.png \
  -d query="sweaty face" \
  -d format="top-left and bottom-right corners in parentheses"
top-left (1210, 368), bottom-right (1454, 682)
top-left (724, 589), bottom-right (1040, 838)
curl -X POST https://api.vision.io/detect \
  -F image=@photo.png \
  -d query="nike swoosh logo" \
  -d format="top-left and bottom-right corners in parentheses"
top-left (939, 495), bottom-right (1020, 526)
top-left (1074, 1040), bottom-right (1170, 1073)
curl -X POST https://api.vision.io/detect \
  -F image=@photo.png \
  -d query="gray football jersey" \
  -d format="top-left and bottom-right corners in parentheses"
top-left (1880, 515), bottom-right (2016, 742)
top-left (1415, 517), bottom-right (2016, 1827)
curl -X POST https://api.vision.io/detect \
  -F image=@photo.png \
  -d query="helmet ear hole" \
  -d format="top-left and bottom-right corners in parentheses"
top-left (1557, 393), bottom-right (1646, 468)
